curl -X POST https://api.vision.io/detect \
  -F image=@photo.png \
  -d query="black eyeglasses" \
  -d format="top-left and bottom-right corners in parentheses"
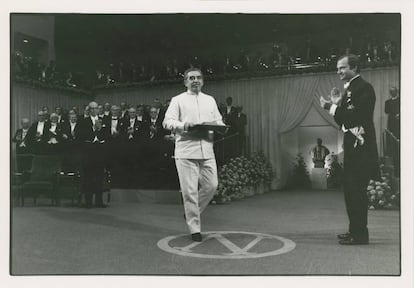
top-left (188, 75), bottom-right (203, 81)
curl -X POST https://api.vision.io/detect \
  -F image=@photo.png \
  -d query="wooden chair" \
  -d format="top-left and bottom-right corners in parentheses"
top-left (57, 153), bottom-right (82, 206)
top-left (19, 155), bottom-right (62, 206)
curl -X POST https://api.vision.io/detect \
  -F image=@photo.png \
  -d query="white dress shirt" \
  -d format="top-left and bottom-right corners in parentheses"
top-left (70, 122), bottom-right (76, 136)
top-left (50, 123), bottom-right (57, 133)
top-left (111, 117), bottom-right (118, 134)
top-left (90, 116), bottom-right (99, 142)
top-left (163, 91), bottom-right (224, 159)
top-left (36, 121), bottom-right (45, 135)
top-left (21, 128), bottom-right (28, 140)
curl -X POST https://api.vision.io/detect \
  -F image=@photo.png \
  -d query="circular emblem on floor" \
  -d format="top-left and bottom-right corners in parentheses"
top-left (157, 231), bottom-right (296, 259)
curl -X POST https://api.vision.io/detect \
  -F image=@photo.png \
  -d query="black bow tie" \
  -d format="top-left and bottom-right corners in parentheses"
top-left (112, 117), bottom-right (118, 120)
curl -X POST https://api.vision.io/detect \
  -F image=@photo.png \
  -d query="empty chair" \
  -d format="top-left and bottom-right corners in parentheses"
top-left (19, 155), bottom-right (62, 206)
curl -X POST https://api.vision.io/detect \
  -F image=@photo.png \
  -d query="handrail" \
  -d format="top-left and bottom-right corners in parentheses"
top-left (383, 128), bottom-right (400, 143)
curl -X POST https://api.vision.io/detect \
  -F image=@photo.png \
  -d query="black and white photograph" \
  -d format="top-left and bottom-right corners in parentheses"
top-left (2, 1), bottom-right (414, 287)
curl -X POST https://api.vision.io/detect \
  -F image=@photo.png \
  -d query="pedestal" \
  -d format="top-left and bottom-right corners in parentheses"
top-left (311, 168), bottom-right (327, 190)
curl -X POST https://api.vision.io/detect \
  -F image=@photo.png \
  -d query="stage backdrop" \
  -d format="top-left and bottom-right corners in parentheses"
top-left (95, 67), bottom-right (399, 188)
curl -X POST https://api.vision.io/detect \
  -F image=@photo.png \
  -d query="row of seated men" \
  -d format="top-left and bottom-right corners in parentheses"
top-left (12, 103), bottom-right (178, 194)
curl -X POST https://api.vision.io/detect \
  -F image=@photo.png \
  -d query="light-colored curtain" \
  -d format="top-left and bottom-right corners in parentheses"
top-left (11, 84), bottom-right (91, 139)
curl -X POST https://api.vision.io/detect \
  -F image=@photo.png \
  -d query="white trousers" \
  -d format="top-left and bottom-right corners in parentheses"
top-left (175, 158), bottom-right (218, 234)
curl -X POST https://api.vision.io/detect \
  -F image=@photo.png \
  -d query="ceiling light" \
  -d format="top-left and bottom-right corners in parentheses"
top-left (23, 39), bottom-right (29, 43)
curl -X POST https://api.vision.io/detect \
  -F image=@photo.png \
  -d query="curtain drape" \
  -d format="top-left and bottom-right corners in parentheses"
top-left (11, 84), bottom-right (91, 140)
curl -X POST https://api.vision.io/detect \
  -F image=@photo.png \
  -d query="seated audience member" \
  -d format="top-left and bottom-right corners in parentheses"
top-left (13, 118), bottom-right (32, 172)
top-left (27, 111), bottom-right (50, 154)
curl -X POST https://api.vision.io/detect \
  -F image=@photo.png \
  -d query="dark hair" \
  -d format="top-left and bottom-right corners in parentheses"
top-left (183, 67), bottom-right (203, 79)
top-left (338, 54), bottom-right (360, 73)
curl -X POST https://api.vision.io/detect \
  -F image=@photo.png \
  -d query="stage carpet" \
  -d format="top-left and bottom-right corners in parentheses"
top-left (11, 189), bottom-right (400, 275)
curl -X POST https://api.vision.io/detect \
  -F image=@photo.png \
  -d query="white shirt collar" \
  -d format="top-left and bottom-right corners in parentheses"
top-left (344, 74), bottom-right (360, 89)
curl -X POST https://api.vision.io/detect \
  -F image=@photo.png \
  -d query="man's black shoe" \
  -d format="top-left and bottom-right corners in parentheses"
top-left (339, 237), bottom-right (369, 245)
top-left (337, 232), bottom-right (351, 240)
top-left (191, 233), bottom-right (202, 242)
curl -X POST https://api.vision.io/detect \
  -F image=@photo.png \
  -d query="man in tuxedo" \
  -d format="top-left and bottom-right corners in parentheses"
top-left (45, 113), bottom-right (65, 154)
top-left (42, 106), bottom-right (50, 122)
top-left (234, 105), bottom-right (247, 157)
top-left (384, 86), bottom-right (400, 176)
top-left (145, 106), bottom-right (169, 187)
top-left (76, 101), bottom-right (110, 208)
top-left (61, 111), bottom-right (80, 151)
top-left (122, 107), bottom-right (148, 187)
top-left (120, 102), bottom-right (129, 119)
top-left (103, 102), bottom-right (111, 117)
top-left (321, 54), bottom-right (380, 245)
top-left (26, 111), bottom-right (50, 154)
top-left (55, 106), bottom-right (66, 124)
top-left (81, 104), bottom-right (90, 123)
top-left (104, 105), bottom-right (124, 186)
top-left (222, 97), bottom-right (237, 162)
top-left (13, 118), bottom-right (31, 154)
top-left (163, 68), bottom-right (225, 242)
top-left (13, 118), bottom-right (32, 172)
top-left (60, 111), bottom-right (81, 172)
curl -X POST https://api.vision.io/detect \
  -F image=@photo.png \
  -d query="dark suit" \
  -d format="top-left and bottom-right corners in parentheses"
top-left (12, 128), bottom-right (32, 172)
top-left (76, 116), bottom-right (110, 207)
top-left (143, 117), bottom-right (169, 188)
top-left (333, 76), bottom-right (380, 241)
top-left (222, 106), bottom-right (237, 162)
top-left (384, 97), bottom-right (400, 176)
top-left (234, 112), bottom-right (247, 156)
top-left (12, 128), bottom-right (30, 154)
top-left (121, 117), bottom-right (150, 187)
top-left (44, 123), bottom-right (66, 154)
top-left (103, 116), bottom-right (125, 186)
top-left (385, 97), bottom-right (400, 138)
top-left (26, 121), bottom-right (51, 154)
top-left (61, 121), bottom-right (81, 172)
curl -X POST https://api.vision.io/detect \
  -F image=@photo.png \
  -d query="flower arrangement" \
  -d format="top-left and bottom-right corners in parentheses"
top-left (326, 153), bottom-right (343, 188)
top-left (366, 164), bottom-right (400, 210)
top-left (212, 152), bottom-right (274, 204)
top-left (287, 153), bottom-right (311, 189)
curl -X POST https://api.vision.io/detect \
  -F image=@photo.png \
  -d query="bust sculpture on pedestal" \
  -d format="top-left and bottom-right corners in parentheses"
top-left (310, 138), bottom-right (330, 168)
